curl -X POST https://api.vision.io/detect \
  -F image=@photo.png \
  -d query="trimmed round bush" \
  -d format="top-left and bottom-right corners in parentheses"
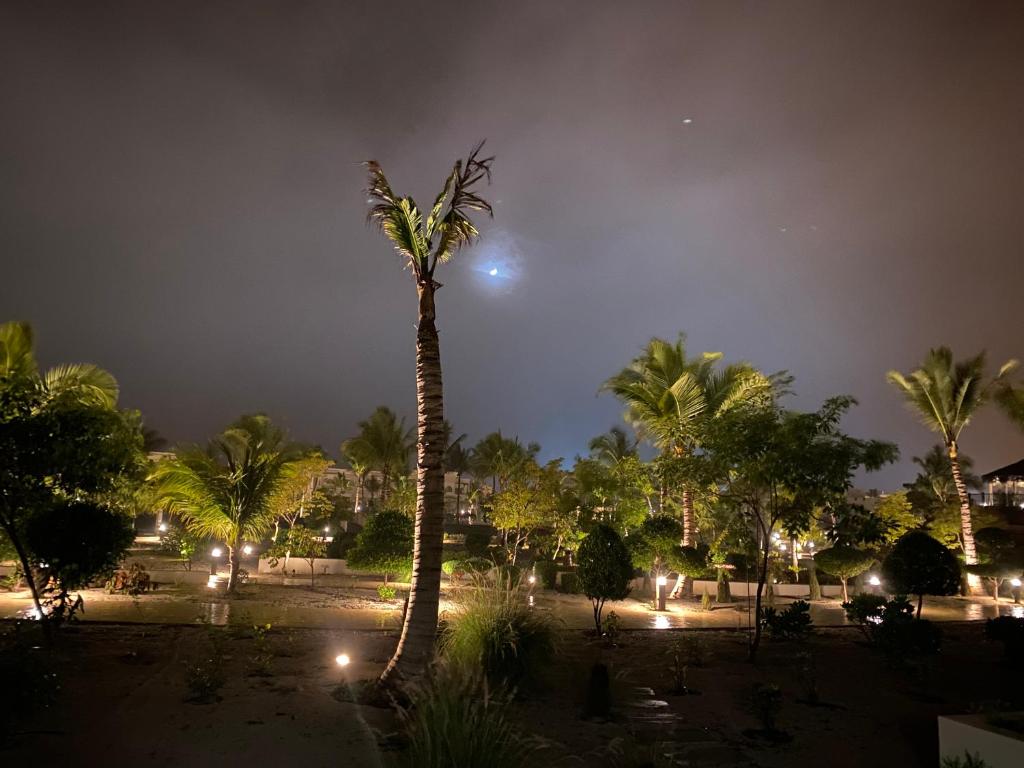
top-left (881, 530), bottom-right (960, 617)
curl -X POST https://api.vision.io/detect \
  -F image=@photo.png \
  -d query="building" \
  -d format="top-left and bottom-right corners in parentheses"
top-left (977, 459), bottom-right (1024, 509)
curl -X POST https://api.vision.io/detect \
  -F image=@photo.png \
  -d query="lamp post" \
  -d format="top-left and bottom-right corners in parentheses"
top-left (210, 546), bottom-right (222, 576)
top-left (656, 575), bottom-right (668, 611)
top-left (1012, 577), bottom-right (1021, 604)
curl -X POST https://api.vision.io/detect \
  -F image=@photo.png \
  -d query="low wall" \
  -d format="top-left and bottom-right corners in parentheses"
top-left (625, 577), bottom-right (844, 599)
top-left (939, 714), bottom-right (1024, 767)
top-left (257, 557), bottom-right (351, 576)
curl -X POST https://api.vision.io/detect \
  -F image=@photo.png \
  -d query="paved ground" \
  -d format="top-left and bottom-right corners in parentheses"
top-left (2, 581), bottom-right (1021, 630)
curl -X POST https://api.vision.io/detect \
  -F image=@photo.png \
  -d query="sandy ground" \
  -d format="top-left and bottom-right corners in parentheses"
top-left (3, 621), bottom-right (1020, 767)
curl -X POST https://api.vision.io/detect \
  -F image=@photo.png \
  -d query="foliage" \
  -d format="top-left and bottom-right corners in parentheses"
top-left (882, 531), bottom-right (961, 616)
top-left (628, 515), bottom-right (683, 576)
top-left (470, 431), bottom-right (540, 493)
top-left (397, 663), bottom-right (550, 768)
top-left (749, 683), bottom-right (784, 733)
top-left (761, 600), bottom-right (813, 640)
top-left (490, 459), bottom-right (566, 564)
top-left (984, 616), bottom-right (1024, 661)
top-left (533, 559), bottom-right (559, 589)
top-left (440, 575), bottom-right (556, 687)
top-left (266, 525), bottom-right (327, 585)
top-left (464, 527), bottom-right (494, 558)
top-left (183, 656), bottom-right (226, 704)
top-left (577, 524), bottom-right (634, 634)
top-left (343, 510), bottom-right (414, 585)
top-left (558, 572), bottom-right (580, 594)
top-left (154, 414), bottom-right (304, 593)
top-left (873, 492), bottom-right (921, 545)
top-left (940, 753), bottom-right (990, 768)
top-left (0, 321), bottom-right (146, 621)
top-left (377, 584), bottom-right (397, 601)
top-left (842, 593), bottom-right (942, 656)
top-left (106, 562), bottom-right (152, 596)
top-left (340, 406), bottom-right (413, 507)
top-left (26, 501), bottom-right (135, 600)
top-left (266, 454), bottom-right (336, 533)
top-left (813, 546), bottom-right (875, 601)
top-left (159, 525), bottom-right (200, 570)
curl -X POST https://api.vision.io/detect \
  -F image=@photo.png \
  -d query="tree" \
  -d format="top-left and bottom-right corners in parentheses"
top-left (364, 144), bottom-right (493, 683)
top-left (346, 510), bottom-right (414, 585)
top-left (341, 406), bottom-right (413, 507)
top-left (267, 454), bottom-right (334, 547)
top-left (887, 349), bottom-right (1023, 584)
top-left (813, 546), bottom-right (876, 602)
top-left (968, 527), bottom-right (1024, 602)
top-left (881, 530), bottom-right (961, 618)
top-left (470, 431), bottom-right (540, 495)
top-left (604, 335), bottom-right (776, 549)
top-left (267, 525), bottom-right (327, 586)
top-left (709, 395), bottom-right (896, 659)
top-left (445, 438), bottom-right (472, 519)
top-left (0, 321), bottom-right (145, 622)
top-left (873, 492), bottom-right (921, 546)
top-left (154, 415), bottom-right (302, 593)
top-left (490, 459), bottom-right (564, 565)
top-left (628, 515), bottom-right (684, 581)
top-left (577, 524), bottom-right (634, 634)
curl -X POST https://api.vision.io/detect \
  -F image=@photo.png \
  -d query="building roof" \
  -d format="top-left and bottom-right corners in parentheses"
top-left (982, 459), bottom-right (1024, 482)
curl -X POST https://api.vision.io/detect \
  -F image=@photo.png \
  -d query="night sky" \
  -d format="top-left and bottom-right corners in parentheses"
top-left (2, 1), bottom-right (1022, 488)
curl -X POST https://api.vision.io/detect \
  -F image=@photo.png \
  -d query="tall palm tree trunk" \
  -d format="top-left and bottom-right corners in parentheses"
top-left (226, 539), bottom-right (241, 594)
top-left (948, 440), bottom-right (981, 592)
top-left (381, 280), bottom-right (446, 685)
top-left (455, 471), bottom-right (463, 519)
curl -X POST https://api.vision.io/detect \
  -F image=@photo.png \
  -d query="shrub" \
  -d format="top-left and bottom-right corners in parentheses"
top-left (813, 546), bottom-right (875, 602)
top-left (377, 584), bottom-right (397, 601)
top-left (464, 528), bottom-right (494, 558)
top-left (346, 510), bottom-right (413, 585)
top-left (533, 559), bottom-right (559, 590)
top-left (326, 528), bottom-right (358, 559)
top-left (183, 657), bottom-right (226, 703)
top-left (558, 572), bottom-right (580, 594)
top-left (985, 616), bottom-right (1024, 660)
top-left (106, 562), bottom-right (152, 595)
top-left (398, 664), bottom-right (550, 767)
top-left (843, 594), bottom-right (942, 656)
top-left (441, 576), bottom-right (556, 687)
top-left (882, 531), bottom-right (961, 618)
top-left (940, 752), bottom-right (990, 768)
top-left (750, 683), bottom-right (784, 733)
top-left (577, 525), bottom-right (633, 634)
top-left (762, 600), bottom-right (813, 640)
top-left (700, 587), bottom-right (714, 612)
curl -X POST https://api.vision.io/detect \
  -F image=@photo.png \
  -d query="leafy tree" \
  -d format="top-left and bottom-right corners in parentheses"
top-left (0, 321), bottom-right (145, 621)
top-left (968, 527), bottom-right (1024, 602)
top-left (267, 525), bottom-right (327, 586)
top-left (159, 524), bottom-right (201, 570)
top-left (346, 510), bottom-right (414, 585)
top-left (490, 459), bottom-right (565, 565)
top-left (813, 546), bottom-right (875, 602)
top-left (364, 144), bottom-right (494, 683)
top-left (709, 395), bottom-right (896, 658)
top-left (888, 349), bottom-right (1023, 580)
top-left (603, 334), bottom-right (776, 547)
top-left (881, 530), bottom-right (961, 618)
top-left (154, 414), bottom-right (302, 593)
top-left (628, 515), bottom-right (683, 580)
top-left (577, 524), bottom-right (634, 634)
top-left (267, 454), bottom-right (334, 545)
top-left (873, 492), bottom-right (921, 545)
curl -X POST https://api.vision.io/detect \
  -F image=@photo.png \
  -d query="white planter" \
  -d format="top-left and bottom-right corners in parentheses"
top-left (257, 557), bottom-right (351, 576)
top-left (939, 713), bottom-right (1024, 767)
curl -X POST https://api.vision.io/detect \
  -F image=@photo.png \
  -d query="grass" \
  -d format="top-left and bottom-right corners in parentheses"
top-left (440, 573), bottom-right (556, 687)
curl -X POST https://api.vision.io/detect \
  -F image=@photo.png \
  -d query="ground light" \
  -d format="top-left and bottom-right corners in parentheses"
top-left (656, 575), bottom-right (668, 611)
top-left (211, 547), bottom-right (222, 558)
top-left (335, 653), bottom-right (351, 667)
top-left (868, 575), bottom-right (881, 586)
top-left (242, 545), bottom-right (253, 555)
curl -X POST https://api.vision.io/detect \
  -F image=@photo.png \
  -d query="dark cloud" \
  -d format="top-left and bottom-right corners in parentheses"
top-left (2, 1), bottom-right (1022, 487)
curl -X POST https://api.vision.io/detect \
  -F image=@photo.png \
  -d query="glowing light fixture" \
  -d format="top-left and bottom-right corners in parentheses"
top-left (158, 523), bottom-right (168, 533)
top-left (682, 118), bottom-right (693, 124)
top-left (527, 574), bottom-right (536, 585)
top-left (243, 545), bottom-right (253, 556)
top-left (1012, 578), bottom-right (1022, 588)
top-left (335, 654), bottom-right (351, 667)
top-left (868, 575), bottom-right (881, 586)
top-left (653, 615), bottom-right (670, 630)
top-left (488, 267), bottom-right (498, 276)
top-left (656, 576), bottom-right (668, 586)
top-left (211, 547), bottom-right (223, 558)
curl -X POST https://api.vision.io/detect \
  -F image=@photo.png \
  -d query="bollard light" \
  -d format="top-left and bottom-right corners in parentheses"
top-left (869, 575), bottom-right (881, 587)
top-left (335, 654), bottom-right (351, 667)
top-left (211, 547), bottom-right (223, 558)
top-left (1012, 578), bottom-right (1022, 588)
top-left (656, 575), bottom-right (668, 612)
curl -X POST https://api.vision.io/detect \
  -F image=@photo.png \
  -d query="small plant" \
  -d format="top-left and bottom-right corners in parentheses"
top-left (602, 610), bottom-right (622, 644)
top-left (440, 574), bottom-right (556, 687)
top-left (762, 600), bottom-right (813, 640)
top-left (666, 643), bottom-right (694, 695)
top-left (940, 752), bottom-right (990, 768)
top-left (184, 656), bottom-right (226, 703)
top-left (984, 616), bottom-right (1024, 661)
top-left (106, 562), bottom-right (152, 596)
top-left (700, 586), bottom-right (714, 612)
top-left (748, 683), bottom-right (786, 738)
top-left (601, 737), bottom-right (681, 767)
top-left (398, 663), bottom-right (550, 767)
top-left (794, 651), bottom-right (819, 705)
top-left (377, 584), bottom-right (397, 601)
top-left (247, 622), bottom-right (273, 677)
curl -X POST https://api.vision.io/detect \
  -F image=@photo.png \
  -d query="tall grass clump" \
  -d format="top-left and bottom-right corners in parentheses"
top-left (440, 573), bottom-right (556, 687)
top-left (399, 664), bottom-right (550, 768)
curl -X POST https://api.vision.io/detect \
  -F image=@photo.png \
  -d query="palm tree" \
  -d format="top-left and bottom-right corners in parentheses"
top-left (341, 406), bottom-right (413, 504)
top-left (603, 334), bottom-right (774, 546)
top-left (588, 426), bottom-right (637, 466)
top-left (0, 321), bottom-right (123, 620)
top-left (887, 348), bottom-right (1022, 575)
top-left (154, 415), bottom-right (302, 593)
top-left (340, 441), bottom-right (372, 521)
top-left (364, 143), bottom-right (494, 684)
top-left (445, 439), bottom-right (472, 519)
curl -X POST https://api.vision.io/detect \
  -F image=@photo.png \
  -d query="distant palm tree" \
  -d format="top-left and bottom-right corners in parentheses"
top-left (154, 415), bottom-right (302, 593)
top-left (341, 406), bottom-right (413, 504)
top-left (888, 348), bottom-right (1022, 573)
top-left (588, 426), bottom-right (637, 466)
top-left (364, 143), bottom-right (493, 684)
top-left (604, 334), bottom-right (775, 546)
top-left (445, 439), bottom-right (472, 519)
top-left (470, 431), bottom-right (540, 493)
top-left (340, 441), bottom-right (372, 521)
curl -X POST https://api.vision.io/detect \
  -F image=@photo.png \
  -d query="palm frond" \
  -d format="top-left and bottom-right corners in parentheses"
top-left (43, 363), bottom-right (119, 408)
